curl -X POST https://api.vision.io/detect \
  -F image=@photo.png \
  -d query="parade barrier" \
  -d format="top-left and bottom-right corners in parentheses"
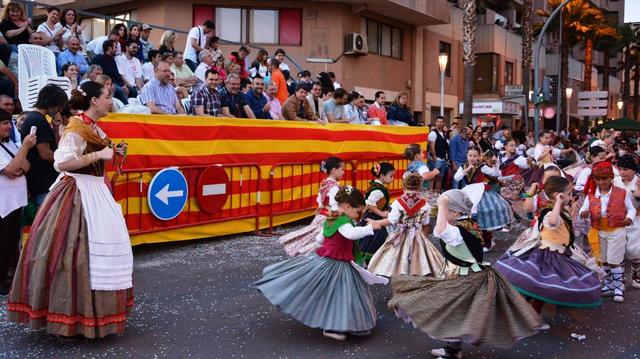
top-left (100, 114), bottom-right (426, 246)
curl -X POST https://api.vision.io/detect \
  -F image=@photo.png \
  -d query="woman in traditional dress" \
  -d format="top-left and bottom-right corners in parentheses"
top-left (279, 156), bottom-right (344, 257)
top-left (389, 190), bottom-right (542, 358)
top-left (358, 162), bottom-right (395, 265)
top-left (256, 187), bottom-right (386, 341)
top-left (496, 176), bottom-right (602, 323)
top-left (367, 173), bottom-right (446, 277)
top-left (522, 130), bottom-right (572, 187)
top-left (7, 81), bottom-right (133, 339)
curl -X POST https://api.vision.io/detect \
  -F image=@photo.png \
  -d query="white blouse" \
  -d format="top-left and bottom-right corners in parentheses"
top-left (54, 126), bottom-right (107, 172)
top-left (0, 140), bottom-right (27, 218)
top-left (387, 199), bottom-right (431, 226)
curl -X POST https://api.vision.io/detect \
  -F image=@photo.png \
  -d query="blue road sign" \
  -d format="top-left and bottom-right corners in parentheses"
top-left (147, 167), bottom-right (188, 221)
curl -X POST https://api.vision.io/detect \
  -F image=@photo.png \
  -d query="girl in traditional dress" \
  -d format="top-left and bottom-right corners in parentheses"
top-left (279, 156), bottom-right (344, 257)
top-left (7, 81), bottom-right (133, 339)
top-left (523, 130), bottom-right (571, 186)
top-left (614, 155), bottom-right (640, 289)
top-left (256, 187), bottom-right (386, 341)
top-left (358, 162), bottom-right (395, 265)
top-left (499, 139), bottom-right (530, 230)
top-left (403, 143), bottom-right (440, 199)
top-left (367, 173), bottom-right (446, 277)
top-left (496, 176), bottom-right (602, 320)
top-left (389, 190), bottom-right (542, 359)
top-left (522, 166), bottom-right (562, 221)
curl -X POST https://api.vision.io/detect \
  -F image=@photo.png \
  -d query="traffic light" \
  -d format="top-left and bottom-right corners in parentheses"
top-left (542, 76), bottom-right (554, 102)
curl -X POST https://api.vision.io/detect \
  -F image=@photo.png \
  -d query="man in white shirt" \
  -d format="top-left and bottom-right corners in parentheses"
top-left (273, 48), bottom-right (290, 72)
top-left (193, 50), bottom-right (213, 89)
top-left (116, 40), bottom-right (144, 98)
top-left (142, 50), bottom-right (161, 84)
top-left (184, 20), bottom-right (215, 72)
top-left (87, 30), bottom-right (120, 58)
top-left (306, 81), bottom-right (327, 123)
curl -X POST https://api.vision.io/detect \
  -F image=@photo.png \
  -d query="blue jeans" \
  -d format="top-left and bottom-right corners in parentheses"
top-left (429, 158), bottom-right (448, 182)
top-left (185, 59), bottom-right (198, 72)
top-left (451, 160), bottom-right (465, 190)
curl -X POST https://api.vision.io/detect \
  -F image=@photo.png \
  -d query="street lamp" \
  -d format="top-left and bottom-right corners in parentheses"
top-left (438, 53), bottom-right (448, 117)
top-left (565, 87), bottom-right (573, 131)
top-left (617, 99), bottom-right (624, 111)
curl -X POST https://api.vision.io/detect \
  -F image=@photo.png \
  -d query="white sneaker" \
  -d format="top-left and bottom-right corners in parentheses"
top-left (431, 348), bottom-right (446, 357)
top-left (613, 291), bottom-right (624, 303)
top-left (323, 330), bottom-right (346, 341)
top-left (539, 323), bottom-right (550, 330)
top-left (501, 227), bottom-right (510, 233)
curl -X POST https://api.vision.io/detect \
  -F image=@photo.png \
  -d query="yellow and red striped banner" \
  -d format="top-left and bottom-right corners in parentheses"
top-left (100, 114), bottom-right (427, 245)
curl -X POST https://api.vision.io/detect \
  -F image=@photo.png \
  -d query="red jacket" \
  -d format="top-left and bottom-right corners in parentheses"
top-left (589, 186), bottom-right (627, 229)
top-left (229, 52), bottom-right (249, 79)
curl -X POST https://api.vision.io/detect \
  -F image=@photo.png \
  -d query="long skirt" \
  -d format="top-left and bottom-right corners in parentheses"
top-left (255, 253), bottom-right (376, 333)
top-left (279, 214), bottom-right (326, 257)
top-left (495, 247), bottom-right (601, 308)
top-left (357, 212), bottom-right (388, 262)
top-left (7, 176), bottom-right (133, 339)
top-left (367, 225), bottom-right (445, 277)
top-left (477, 190), bottom-right (514, 230)
top-left (388, 268), bottom-right (542, 348)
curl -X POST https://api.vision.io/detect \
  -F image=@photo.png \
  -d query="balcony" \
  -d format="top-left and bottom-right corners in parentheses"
top-left (327, 0), bottom-right (451, 25)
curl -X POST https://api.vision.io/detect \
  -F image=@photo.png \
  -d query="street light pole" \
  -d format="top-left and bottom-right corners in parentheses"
top-left (439, 53), bottom-right (449, 117)
top-left (534, 0), bottom-right (574, 143)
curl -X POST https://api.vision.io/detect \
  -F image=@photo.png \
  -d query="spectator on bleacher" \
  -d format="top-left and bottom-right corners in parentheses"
top-left (91, 39), bottom-right (129, 104)
top-left (37, 6), bottom-right (63, 55)
top-left (62, 63), bottom-right (79, 90)
top-left (265, 83), bottom-right (283, 120)
top-left (95, 74), bottom-right (119, 113)
top-left (0, 33), bottom-right (11, 66)
top-left (0, 95), bottom-right (19, 143)
top-left (273, 48), bottom-right (289, 72)
top-left (57, 36), bottom-right (88, 76)
top-left (212, 53), bottom-right (226, 83)
top-left (367, 91), bottom-right (388, 125)
top-left (86, 29), bottom-right (119, 58)
top-left (82, 64), bottom-right (102, 83)
top-left (244, 75), bottom-right (271, 120)
top-left (324, 88), bottom-right (350, 123)
top-left (219, 74), bottom-right (255, 119)
top-left (249, 49), bottom-right (268, 79)
top-left (269, 59), bottom-right (288, 105)
top-left (28, 31), bottom-right (45, 46)
top-left (307, 81), bottom-right (327, 123)
top-left (116, 40), bottom-right (144, 98)
top-left (21, 84), bottom-right (68, 207)
top-left (229, 47), bottom-right (250, 80)
top-left (142, 49), bottom-right (161, 84)
top-left (0, 108), bottom-right (36, 295)
top-left (169, 71), bottom-right (189, 101)
top-left (159, 30), bottom-right (176, 55)
top-left (283, 84), bottom-right (318, 122)
top-left (161, 52), bottom-right (174, 64)
top-left (139, 24), bottom-right (153, 61)
top-left (171, 51), bottom-right (197, 90)
top-left (191, 69), bottom-right (220, 117)
top-left (194, 50), bottom-right (213, 89)
top-left (240, 79), bottom-right (252, 95)
top-left (387, 92), bottom-right (415, 126)
top-left (0, 2), bottom-right (33, 49)
top-left (184, 20), bottom-right (215, 72)
top-left (328, 72), bottom-right (342, 90)
top-left (344, 91), bottom-right (365, 124)
top-left (0, 58), bottom-right (18, 98)
top-left (59, 8), bottom-right (85, 51)
top-left (113, 24), bottom-right (127, 55)
top-left (127, 24), bottom-right (144, 62)
top-left (140, 61), bottom-right (185, 115)
top-left (205, 36), bottom-right (222, 58)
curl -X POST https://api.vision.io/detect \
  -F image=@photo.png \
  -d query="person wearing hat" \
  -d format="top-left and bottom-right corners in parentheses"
top-left (580, 161), bottom-right (636, 303)
top-left (139, 23), bottom-right (154, 61)
top-left (613, 154), bottom-right (640, 289)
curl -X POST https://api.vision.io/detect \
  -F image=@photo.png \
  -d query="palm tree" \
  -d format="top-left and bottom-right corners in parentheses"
top-left (521, 0), bottom-right (534, 130)
top-left (594, 23), bottom-right (625, 93)
top-left (462, 0), bottom-right (477, 125)
top-left (617, 24), bottom-right (638, 117)
top-left (576, 13), bottom-right (618, 91)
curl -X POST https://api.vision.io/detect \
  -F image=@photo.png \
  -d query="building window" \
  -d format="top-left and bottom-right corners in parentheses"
top-left (505, 61), bottom-right (514, 86)
top-left (195, 6), bottom-right (301, 45)
top-left (474, 53), bottom-right (500, 93)
top-left (365, 18), bottom-right (402, 59)
top-left (439, 41), bottom-right (452, 77)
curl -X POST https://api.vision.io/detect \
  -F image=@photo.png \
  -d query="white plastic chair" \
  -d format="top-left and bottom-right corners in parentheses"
top-left (181, 98), bottom-right (192, 115)
top-left (17, 44), bottom-right (71, 111)
top-left (127, 97), bottom-right (141, 106)
top-left (112, 97), bottom-right (125, 112)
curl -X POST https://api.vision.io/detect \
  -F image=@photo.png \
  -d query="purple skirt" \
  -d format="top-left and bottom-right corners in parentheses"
top-left (494, 247), bottom-right (601, 308)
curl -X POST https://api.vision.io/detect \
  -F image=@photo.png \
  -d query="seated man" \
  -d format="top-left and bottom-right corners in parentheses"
top-left (57, 37), bottom-right (89, 77)
top-left (171, 51), bottom-right (197, 90)
top-left (190, 69), bottom-right (221, 116)
top-left (282, 84), bottom-right (318, 122)
top-left (243, 75), bottom-right (271, 119)
top-left (219, 74), bottom-right (255, 119)
top-left (139, 62), bottom-right (186, 115)
top-left (90, 39), bottom-right (129, 104)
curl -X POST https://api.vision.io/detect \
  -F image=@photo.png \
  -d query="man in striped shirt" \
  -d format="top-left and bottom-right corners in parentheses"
top-left (140, 62), bottom-right (186, 115)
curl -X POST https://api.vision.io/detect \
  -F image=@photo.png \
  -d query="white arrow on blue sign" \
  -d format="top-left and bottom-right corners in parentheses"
top-left (147, 167), bottom-right (189, 221)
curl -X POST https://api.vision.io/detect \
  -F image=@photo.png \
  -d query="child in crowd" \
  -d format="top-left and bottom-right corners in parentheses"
top-left (358, 162), bottom-right (395, 265)
top-left (612, 155), bottom-right (640, 289)
top-left (523, 166), bottom-right (563, 221)
top-left (367, 173), bottom-right (445, 277)
top-left (389, 190), bottom-right (542, 359)
top-left (496, 176), bottom-right (602, 327)
top-left (580, 161), bottom-right (636, 303)
top-left (452, 146), bottom-right (483, 189)
top-left (403, 143), bottom-right (440, 190)
top-left (256, 187), bottom-right (385, 341)
top-left (279, 156), bottom-right (344, 257)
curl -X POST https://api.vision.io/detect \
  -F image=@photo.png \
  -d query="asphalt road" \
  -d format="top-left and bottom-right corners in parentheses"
top-left (1, 223), bottom-right (640, 359)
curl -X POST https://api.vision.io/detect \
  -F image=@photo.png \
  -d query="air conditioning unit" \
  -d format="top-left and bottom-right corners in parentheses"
top-left (344, 32), bottom-right (367, 56)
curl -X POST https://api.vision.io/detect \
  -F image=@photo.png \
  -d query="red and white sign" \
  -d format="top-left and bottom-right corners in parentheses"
top-left (196, 166), bottom-right (230, 214)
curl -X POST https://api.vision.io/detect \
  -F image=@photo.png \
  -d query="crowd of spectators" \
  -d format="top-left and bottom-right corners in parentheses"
top-left (0, 1), bottom-right (426, 126)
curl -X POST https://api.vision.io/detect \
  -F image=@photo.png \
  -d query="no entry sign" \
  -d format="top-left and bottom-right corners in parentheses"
top-left (196, 166), bottom-right (231, 214)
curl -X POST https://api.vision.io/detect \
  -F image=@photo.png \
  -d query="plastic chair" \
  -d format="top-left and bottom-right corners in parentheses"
top-left (17, 44), bottom-right (71, 111)
top-left (112, 97), bottom-right (125, 112)
top-left (181, 98), bottom-right (192, 115)
top-left (127, 97), bottom-right (141, 106)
